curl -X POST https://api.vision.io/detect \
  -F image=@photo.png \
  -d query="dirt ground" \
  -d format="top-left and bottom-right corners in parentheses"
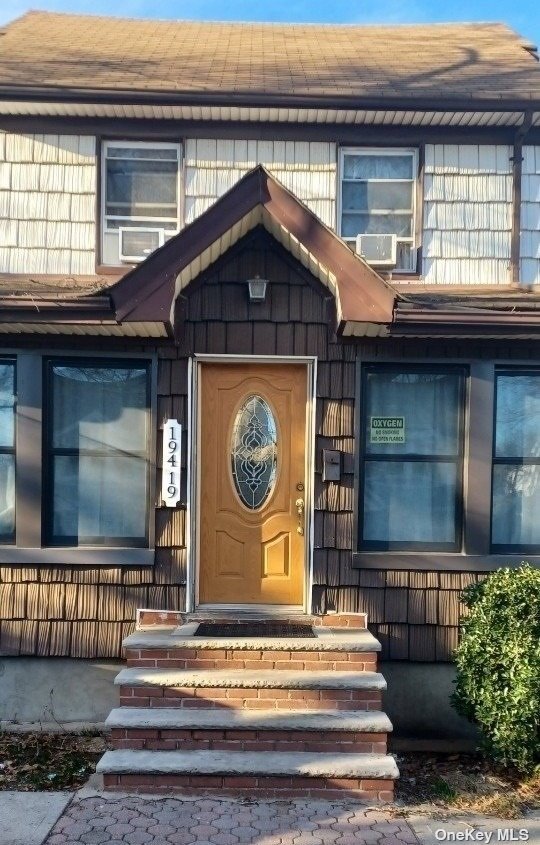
top-left (0, 733), bottom-right (538, 819)
top-left (394, 752), bottom-right (540, 819)
top-left (0, 731), bottom-right (106, 791)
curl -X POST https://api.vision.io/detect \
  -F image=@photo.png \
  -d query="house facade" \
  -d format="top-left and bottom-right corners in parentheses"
top-left (0, 12), bottom-right (539, 745)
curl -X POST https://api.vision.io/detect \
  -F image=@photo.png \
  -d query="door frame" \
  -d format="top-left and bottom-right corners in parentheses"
top-left (186, 354), bottom-right (317, 614)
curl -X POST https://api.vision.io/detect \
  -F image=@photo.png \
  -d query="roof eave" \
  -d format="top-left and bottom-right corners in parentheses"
top-left (0, 84), bottom-right (539, 114)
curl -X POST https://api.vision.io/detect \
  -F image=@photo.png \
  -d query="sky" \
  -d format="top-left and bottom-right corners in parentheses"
top-left (0, 0), bottom-right (538, 48)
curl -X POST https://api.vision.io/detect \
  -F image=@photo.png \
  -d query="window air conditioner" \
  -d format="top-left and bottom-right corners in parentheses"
top-left (355, 233), bottom-right (397, 268)
top-left (119, 227), bottom-right (166, 263)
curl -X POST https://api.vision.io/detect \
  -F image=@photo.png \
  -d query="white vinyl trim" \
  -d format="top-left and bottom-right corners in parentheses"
top-left (100, 139), bottom-right (182, 266)
top-left (187, 354), bottom-right (317, 615)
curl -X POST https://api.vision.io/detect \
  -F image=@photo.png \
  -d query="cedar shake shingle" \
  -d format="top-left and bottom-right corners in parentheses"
top-left (0, 12), bottom-right (538, 103)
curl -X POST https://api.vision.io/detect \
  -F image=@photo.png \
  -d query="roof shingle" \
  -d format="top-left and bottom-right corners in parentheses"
top-left (0, 12), bottom-right (538, 104)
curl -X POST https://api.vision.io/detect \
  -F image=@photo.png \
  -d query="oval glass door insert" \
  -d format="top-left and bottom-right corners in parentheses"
top-left (231, 395), bottom-right (278, 509)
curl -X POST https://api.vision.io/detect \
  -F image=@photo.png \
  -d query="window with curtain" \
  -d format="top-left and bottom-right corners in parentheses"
top-left (359, 367), bottom-right (465, 550)
top-left (45, 360), bottom-right (151, 546)
top-left (339, 149), bottom-right (417, 271)
top-left (492, 371), bottom-right (540, 552)
top-left (101, 141), bottom-right (181, 266)
top-left (0, 360), bottom-right (15, 543)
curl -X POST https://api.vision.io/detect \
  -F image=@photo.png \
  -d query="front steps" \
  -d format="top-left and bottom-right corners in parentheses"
top-left (98, 616), bottom-right (398, 800)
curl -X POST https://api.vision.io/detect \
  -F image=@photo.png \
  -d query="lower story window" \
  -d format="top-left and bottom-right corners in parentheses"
top-left (492, 371), bottom-right (540, 552)
top-left (45, 360), bottom-right (151, 546)
top-left (359, 366), bottom-right (465, 551)
top-left (0, 360), bottom-right (15, 543)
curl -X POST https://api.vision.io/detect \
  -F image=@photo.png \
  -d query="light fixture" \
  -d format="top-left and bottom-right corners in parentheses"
top-left (247, 275), bottom-right (268, 303)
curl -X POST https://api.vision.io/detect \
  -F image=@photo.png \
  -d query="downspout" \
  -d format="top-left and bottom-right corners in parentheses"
top-left (510, 110), bottom-right (533, 287)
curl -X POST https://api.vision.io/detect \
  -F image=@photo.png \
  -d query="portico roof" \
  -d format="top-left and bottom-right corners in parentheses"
top-left (109, 165), bottom-right (397, 337)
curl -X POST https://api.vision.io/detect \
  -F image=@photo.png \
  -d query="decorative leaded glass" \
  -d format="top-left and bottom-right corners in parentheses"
top-left (231, 395), bottom-right (278, 510)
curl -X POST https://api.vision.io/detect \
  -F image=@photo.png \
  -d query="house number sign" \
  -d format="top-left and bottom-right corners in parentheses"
top-left (161, 419), bottom-right (182, 507)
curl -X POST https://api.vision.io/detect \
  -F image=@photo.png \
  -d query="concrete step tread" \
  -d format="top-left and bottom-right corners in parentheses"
top-left (115, 667), bottom-right (386, 690)
top-left (97, 749), bottom-right (399, 779)
top-left (123, 625), bottom-right (381, 653)
top-left (105, 707), bottom-right (393, 733)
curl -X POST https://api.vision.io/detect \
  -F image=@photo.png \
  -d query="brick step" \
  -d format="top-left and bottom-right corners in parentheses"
top-left (116, 667), bottom-right (385, 711)
top-left (106, 707), bottom-right (392, 752)
top-left (123, 627), bottom-right (380, 670)
top-left (97, 749), bottom-right (398, 800)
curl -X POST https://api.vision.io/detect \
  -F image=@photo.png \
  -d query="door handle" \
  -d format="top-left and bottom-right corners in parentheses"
top-left (296, 497), bottom-right (305, 535)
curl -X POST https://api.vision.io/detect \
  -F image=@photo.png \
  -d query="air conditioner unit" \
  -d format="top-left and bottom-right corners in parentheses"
top-left (355, 233), bottom-right (397, 268)
top-left (119, 227), bottom-right (166, 263)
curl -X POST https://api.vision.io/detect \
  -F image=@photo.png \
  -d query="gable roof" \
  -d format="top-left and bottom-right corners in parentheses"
top-left (0, 12), bottom-right (538, 110)
top-left (109, 165), bottom-right (396, 335)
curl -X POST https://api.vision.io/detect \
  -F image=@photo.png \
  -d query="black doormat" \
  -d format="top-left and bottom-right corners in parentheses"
top-left (194, 622), bottom-right (316, 638)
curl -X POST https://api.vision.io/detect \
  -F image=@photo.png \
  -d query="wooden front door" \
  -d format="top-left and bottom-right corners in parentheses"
top-left (198, 363), bottom-right (307, 606)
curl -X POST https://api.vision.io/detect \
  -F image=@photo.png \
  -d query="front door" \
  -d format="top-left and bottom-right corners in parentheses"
top-left (198, 362), bottom-right (307, 606)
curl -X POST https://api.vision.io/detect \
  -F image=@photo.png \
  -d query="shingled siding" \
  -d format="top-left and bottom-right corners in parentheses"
top-left (0, 132), bottom-right (96, 274)
top-left (0, 230), bottom-right (519, 663)
top-left (422, 144), bottom-right (513, 285)
top-left (521, 146), bottom-right (540, 285)
top-left (184, 139), bottom-right (336, 229)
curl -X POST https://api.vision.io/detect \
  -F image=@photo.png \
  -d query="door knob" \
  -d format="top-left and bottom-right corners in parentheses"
top-left (296, 498), bottom-right (304, 516)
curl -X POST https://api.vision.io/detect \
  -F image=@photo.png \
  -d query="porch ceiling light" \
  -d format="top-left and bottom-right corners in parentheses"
top-left (247, 276), bottom-right (268, 303)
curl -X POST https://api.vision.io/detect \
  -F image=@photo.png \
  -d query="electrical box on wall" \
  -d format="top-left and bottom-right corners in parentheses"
top-left (322, 449), bottom-right (341, 482)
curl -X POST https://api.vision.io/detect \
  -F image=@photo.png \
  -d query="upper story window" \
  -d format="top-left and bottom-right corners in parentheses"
top-left (339, 148), bottom-right (418, 271)
top-left (492, 371), bottom-right (540, 553)
top-left (101, 141), bottom-right (181, 266)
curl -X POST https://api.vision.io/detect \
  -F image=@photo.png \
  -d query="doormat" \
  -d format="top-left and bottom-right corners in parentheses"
top-left (194, 622), bottom-right (316, 638)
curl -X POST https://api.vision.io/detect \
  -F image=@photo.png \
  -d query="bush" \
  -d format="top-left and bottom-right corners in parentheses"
top-left (452, 564), bottom-right (540, 773)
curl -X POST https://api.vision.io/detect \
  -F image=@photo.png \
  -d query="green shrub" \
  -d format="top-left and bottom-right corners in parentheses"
top-left (452, 564), bottom-right (540, 773)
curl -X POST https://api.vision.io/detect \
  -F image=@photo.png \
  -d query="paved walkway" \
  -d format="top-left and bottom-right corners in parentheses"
top-left (40, 792), bottom-right (540, 845)
top-left (0, 792), bottom-right (72, 845)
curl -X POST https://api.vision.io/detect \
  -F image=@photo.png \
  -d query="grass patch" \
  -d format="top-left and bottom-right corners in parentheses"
top-left (0, 731), bottom-right (106, 791)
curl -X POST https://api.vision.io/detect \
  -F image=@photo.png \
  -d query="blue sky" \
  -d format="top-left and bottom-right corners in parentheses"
top-left (0, 0), bottom-right (538, 48)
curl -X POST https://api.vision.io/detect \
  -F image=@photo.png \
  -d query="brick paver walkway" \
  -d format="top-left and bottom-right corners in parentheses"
top-left (44, 794), bottom-right (419, 844)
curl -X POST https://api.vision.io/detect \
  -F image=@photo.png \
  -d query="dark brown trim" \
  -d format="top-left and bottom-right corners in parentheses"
top-left (0, 83), bottom-right (538, 114)
top-left (2, 116), bottom-right (540, 145)
top-left (109, 165), bottom-right (396, 327)
top-left (414, 143), bottom-right (425, 276)
top-left (352, 553), bottom-right (540, 571)
top-left (0, 296), bottom-right (115, 324)
top-left (510, 111), bottom-right (534, 285)
top-left (464, 362), bottom-right (495, 556)
top-left (391, 304), bottom-right (540, 337)
top-left (0, 547), bottom-right (154, 565)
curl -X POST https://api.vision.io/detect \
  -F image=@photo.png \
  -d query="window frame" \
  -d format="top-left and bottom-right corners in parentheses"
top-left (338, 147), bottom-right (419, 272)
top-left (0, 357), bottom-right (16, 545)
top-left (490, 367), bottom-right (540, 555)
top-left (100, 139), bottom-right (182, 267)
top-left (43, 357), bottom-right (153, 548)
top-left (357, 362), bottom-right (467, 553)
top-left (0, 349), bottom-right (156, 566)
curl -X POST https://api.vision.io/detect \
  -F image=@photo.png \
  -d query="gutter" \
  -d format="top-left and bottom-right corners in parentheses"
top-left (0, 84), bottom-right (538, 115)
top-left (0, 295), bottom-right (115, 323)
top-left (391, 305), bottom-right (540, 337)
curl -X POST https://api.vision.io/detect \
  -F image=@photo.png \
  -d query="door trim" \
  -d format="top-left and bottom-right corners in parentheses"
top-left (186, 354), bottom-right (317, 614)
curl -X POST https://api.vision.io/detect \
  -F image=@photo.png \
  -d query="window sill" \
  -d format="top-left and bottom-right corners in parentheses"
top-left (96, 263), bottom-right (135, 276)
top-left (0, 548), bottom-right (155, 566)
top-left (352, 552), bottom-right (540, 572)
